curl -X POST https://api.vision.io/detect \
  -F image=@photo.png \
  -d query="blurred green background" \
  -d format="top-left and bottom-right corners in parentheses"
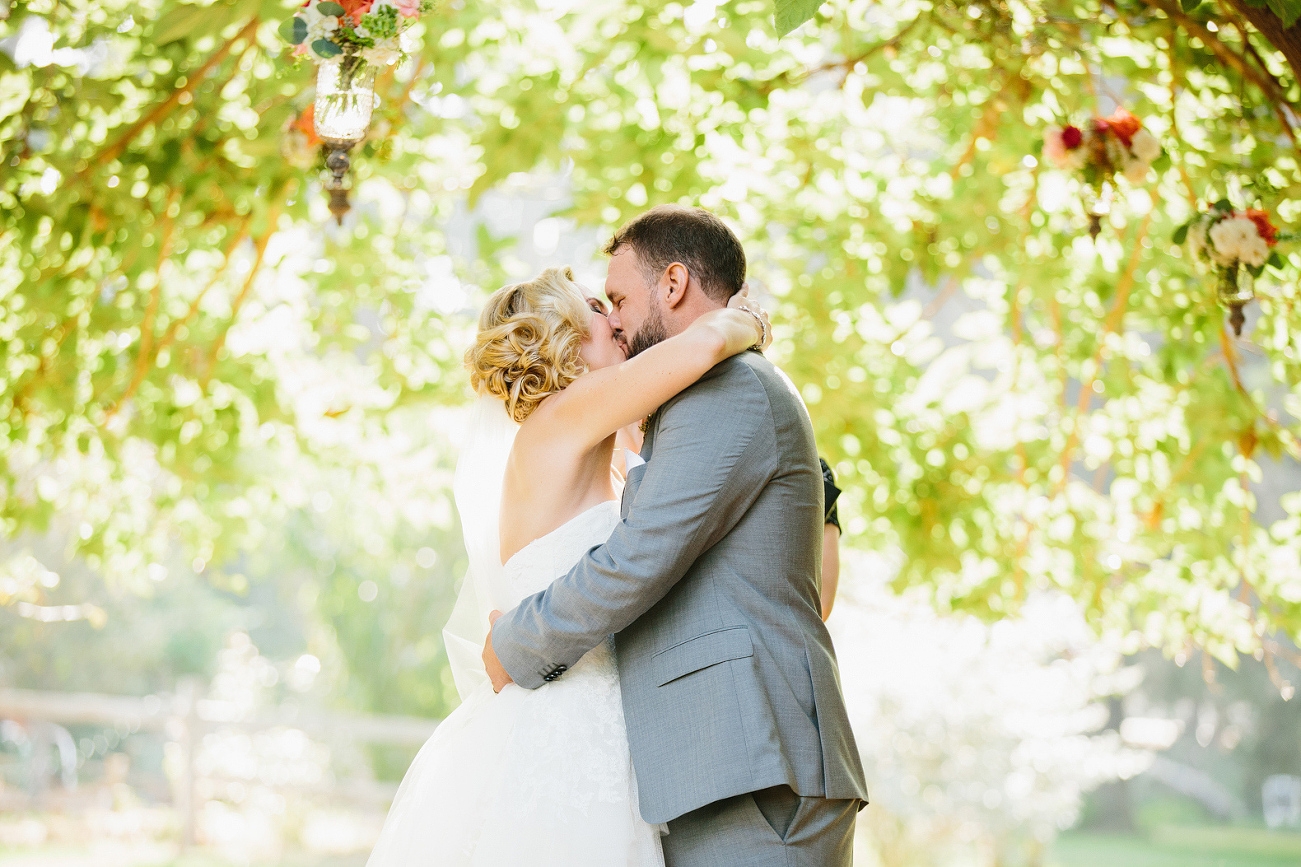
top-left (3, 0), bottom-right (1301, 864)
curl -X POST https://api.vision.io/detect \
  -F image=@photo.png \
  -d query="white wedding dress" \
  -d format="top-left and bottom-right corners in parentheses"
top-left (365, 499), bottom-right (666, 866)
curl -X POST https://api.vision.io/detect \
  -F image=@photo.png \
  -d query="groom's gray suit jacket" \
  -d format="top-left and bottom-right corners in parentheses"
top-left (492, 351), bottom-right (869, 825)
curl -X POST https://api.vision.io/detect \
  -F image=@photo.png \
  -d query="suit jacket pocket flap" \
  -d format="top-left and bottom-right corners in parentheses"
top-left (652, 626), bottom-right (754, 687)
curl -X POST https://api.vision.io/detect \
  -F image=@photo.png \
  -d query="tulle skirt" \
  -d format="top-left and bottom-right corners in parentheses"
top-left (365, 641), bottom-right (665, 866)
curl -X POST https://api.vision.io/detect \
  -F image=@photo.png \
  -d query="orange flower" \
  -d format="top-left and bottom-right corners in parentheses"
top-left (338, 0), bottom-right (373, 25)
top-left (293, 103), bottom-right (321, 148)
top-left (1243, 209), bottom-right (1280, 246)
top-left (1101, 108), bottom-right (1142, 148)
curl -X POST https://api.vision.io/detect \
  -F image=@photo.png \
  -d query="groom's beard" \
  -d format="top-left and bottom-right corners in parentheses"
top-left (626, 302), bottom-right (669, 359)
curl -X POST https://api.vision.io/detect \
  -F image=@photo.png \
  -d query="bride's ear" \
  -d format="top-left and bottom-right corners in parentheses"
top-left (661, 262), bottom-right (690, 310)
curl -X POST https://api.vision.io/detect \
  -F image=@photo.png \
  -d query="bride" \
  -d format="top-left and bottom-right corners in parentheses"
top-left (365, 265), bottom-right (769, 865)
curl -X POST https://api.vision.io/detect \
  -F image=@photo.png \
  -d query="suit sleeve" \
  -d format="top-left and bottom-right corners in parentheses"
top-left (491, 363), bottom-right (778, 689)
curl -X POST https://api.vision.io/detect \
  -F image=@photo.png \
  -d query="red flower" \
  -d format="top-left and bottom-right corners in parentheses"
top-left (1099, 108), bottom-right (1142, 148)
top-left (1061, 125), bottom-right (1083, 149)
top-left (1243, 209), bottom-right (1280, 246)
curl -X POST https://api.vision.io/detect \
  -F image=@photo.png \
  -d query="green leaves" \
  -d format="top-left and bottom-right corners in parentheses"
top-left (152, 1), bottom-right (243, 44)
top-left (312, 38), bottom-right (343, 57)
top-left (1263, 0), bottom-right (1301, 27)
top-left (317, 1), bottom-right (347, 16)
top-left (773, 0), bottom-right (822, 35)
top-left (279, 17), bottom-right (308, 45)
top-left (4, 0), bottom-right (1301, 679)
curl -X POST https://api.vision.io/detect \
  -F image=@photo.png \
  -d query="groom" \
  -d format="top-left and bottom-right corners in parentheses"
top-left (483, 204), bottom-right (868, 865)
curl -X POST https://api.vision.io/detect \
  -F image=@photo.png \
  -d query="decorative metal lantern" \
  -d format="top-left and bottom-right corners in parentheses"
top-left (314, 52), bottom-right (378, 225)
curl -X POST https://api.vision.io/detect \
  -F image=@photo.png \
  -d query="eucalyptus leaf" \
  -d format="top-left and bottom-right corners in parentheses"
top-left (312, 38), bottom-right (343, 57)
top-left (279, 17), bottom-right (307, 45)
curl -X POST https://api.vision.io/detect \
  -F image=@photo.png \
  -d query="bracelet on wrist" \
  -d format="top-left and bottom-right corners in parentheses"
top-left (740, 307), bottom-right (769, 349)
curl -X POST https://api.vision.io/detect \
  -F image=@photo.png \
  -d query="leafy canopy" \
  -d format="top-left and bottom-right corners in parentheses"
top-left (3, 0), bottom-right (1300, 691)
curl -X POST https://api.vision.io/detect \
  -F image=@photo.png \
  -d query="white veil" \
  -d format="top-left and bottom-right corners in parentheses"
top-left (442, 395), bottom-right (519, 700)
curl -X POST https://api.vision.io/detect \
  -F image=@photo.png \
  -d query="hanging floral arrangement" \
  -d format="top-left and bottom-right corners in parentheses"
top-left (280, 0), bottom-right (430, 69)
top-left (279, 0), bottom-right (431, 224)
top-left (1042, 108), bottom-right (1163, 238)
top-left (279, 0), bottom-right (431, 143)
top-left (1174, 201), bottom-right (1291, 336)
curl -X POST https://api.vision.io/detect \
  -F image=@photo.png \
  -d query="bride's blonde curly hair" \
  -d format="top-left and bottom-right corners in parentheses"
top-left (466, 267), bottom-right (593, 423)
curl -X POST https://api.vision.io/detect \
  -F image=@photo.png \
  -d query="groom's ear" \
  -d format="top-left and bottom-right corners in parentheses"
top-left (661, 262), bottom-right (691, 310)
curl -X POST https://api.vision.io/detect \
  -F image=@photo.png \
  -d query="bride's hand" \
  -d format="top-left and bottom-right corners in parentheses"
top-left (689, 298), bottom-right (768, 359)
top-left (728, 284), bottom-right (772, 351)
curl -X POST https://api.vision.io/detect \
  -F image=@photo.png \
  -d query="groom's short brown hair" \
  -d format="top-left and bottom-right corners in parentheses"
top-left (603, 205), bottom-right (746, 303)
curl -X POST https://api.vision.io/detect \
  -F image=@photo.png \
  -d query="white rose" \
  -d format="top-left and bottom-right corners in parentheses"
top-left (1240, 234), bottom-right (1269, 268)
top-left (362, 38), bottom-right (401, 66)
top-left (302, 5), bottom-right (339, 43)
top-left (1209, 217), bottom-right (1258, 267)
top-left (1130, 129), bottom-right (1161, 163)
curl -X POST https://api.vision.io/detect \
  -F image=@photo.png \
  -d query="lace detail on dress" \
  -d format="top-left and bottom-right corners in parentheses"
top-left (366, 499), bottom-right (664, 867)
top-left (502, 502), bottom-right (627, 807)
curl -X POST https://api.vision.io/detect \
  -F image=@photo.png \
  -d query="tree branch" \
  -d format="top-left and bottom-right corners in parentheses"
top-left (201, 186), bottom-right (292, 389)
top-left (1054, 209), bottom-right (1154, 495)
top-left (106, 188), bottom-right (182, 420)
top-left (75, 17), bottom-right (260, 180)
top-left (1143, 0), bottom-right (1299, 156)
top-left (1222, 0), bottom-right (1301, 92)
top-left (158, 215), bottom-right (254, 354)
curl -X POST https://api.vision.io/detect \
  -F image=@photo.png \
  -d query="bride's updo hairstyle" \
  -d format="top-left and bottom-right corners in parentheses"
top-left (466, 266), bottom-right (593, 423)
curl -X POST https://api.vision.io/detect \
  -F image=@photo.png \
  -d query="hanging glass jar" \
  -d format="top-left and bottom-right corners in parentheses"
top-left (313, 51), bottom-right (378, 224)
top-left (1218, 264), bottom-right (1255, 337)
top-left (314, 51), bottom-right (378, 145)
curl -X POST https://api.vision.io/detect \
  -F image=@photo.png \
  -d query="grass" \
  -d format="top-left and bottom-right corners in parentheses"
top-left (1051, 826), bottom-right (1301, 867)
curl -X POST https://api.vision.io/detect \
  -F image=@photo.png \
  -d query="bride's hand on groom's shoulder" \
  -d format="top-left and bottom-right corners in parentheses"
top-left (728, 284), bottom-right (772, 351)
top-left (483, 610), bottom-right (513, 693)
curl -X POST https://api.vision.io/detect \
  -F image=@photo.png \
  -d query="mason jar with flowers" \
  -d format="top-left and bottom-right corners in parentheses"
top-left (1174, 201), bottom-right (1290, 336)
top-left (1042, 108), bottom-right (1163, 238)
top-left (281, 0), bottom-right (430, 136)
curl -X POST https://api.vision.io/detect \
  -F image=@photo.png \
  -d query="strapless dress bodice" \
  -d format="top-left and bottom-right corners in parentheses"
top-left (501, 500), bottom-right (621, 607)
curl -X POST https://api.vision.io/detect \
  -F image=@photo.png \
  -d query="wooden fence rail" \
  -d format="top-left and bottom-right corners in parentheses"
top-left (0, 686), bottom-right (441, 846)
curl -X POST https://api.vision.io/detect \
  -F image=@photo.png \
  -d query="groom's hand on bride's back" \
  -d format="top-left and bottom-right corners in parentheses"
top-left (483, 610), bottom-right (514, 693)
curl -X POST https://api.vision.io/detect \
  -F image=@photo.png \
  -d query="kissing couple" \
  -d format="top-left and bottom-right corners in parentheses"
top-left (366, 205), bottom-right (868, 866)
